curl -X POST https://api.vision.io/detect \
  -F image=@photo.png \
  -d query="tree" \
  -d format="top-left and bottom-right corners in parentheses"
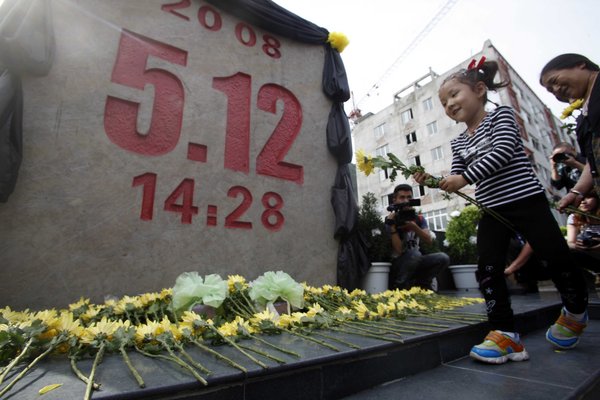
top-left (357, 193), bottom-right (391, 262)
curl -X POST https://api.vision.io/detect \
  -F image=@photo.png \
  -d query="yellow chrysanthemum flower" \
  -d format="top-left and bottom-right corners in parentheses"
top-left (139, 292), bottom-right (159, 306)
top-left (159, 288), bottom-right (172, 299)
top-left (355, 149), bottom-right (375, 176)
top-left (251, 309), bottom-right (277, 324)
top-left (135, 320), bottom-right (163, 344)
top-left (560, 98), bottom-right (585, 119)
top-left (327, 31), bottom-right (349, 53)
top-left (80, 317), bottom-right (122, 344)
top-left (276, 313), bottom-right (295, 329)
top-left (306, 303), bottom-right (324, 318)
top-left (69, 297), bottom-right (90, 312)
top-left (218, 321), bottom-right (239, 337)
top-left (227, 274), bottom-right (248, 292)
top-left (80, 305), bottom-right (101, 322)
top-left (56, 312), bottom-right (84, 337)
top-left (0, 307), bottom-right (30, 323)
top-left (0, 323), bottom-right (8, 332)
top-left (337, 306), bottom-right (354, 316)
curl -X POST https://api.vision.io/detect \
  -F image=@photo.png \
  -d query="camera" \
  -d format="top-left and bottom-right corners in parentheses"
top-left (386, 198), bottom-right (421, 226)
top-left (552, 152), bottom-right (570, 163)
top-left (577, 230), bottom-right (600, 247)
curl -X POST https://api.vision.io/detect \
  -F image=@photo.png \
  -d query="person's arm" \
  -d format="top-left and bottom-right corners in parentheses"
top-left (386, 211), bottom-right (404, 255)
top-left (399, 220), bottom-right (433, 246)
top-left (504, 242), bottom-right (534, 275)
top-left (566, 223), bottom-right (579, 249)
top-left (558, 163), bottom-right (593, 211)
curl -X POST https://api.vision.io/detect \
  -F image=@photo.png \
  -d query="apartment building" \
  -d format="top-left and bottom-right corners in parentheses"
top-left (351, 40), bottom-right (574, 231)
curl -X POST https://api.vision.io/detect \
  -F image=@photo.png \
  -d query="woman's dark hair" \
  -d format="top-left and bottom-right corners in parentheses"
top-left (442, 60), bottom-right (509, 104)
top-left (540, 54), bottom-right (599, 84)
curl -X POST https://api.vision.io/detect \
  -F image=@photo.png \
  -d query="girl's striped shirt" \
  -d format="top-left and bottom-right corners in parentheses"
top-left (450, 106), bottom-right (544, 208)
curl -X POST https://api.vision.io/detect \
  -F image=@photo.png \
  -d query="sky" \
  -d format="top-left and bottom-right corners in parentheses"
top-left (275, 0), bottom-right (600, 118)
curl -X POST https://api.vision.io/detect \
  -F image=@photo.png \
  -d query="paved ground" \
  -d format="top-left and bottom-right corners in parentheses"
top-left (342, 291), bottom-right (600, 400)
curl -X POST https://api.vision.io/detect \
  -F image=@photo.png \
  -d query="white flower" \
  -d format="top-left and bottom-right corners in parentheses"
top-left (450, 210), bottom-right (461, 218)
top-left (469, 236), bottom-right (477, 244)
top-left (443, 239), bottom-right (450, 247)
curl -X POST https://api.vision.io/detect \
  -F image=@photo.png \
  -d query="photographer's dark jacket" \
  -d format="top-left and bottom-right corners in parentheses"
top-left (388, 215), bottom-right (428, 257)
top-left (576, 74), bottom-right (600, 194)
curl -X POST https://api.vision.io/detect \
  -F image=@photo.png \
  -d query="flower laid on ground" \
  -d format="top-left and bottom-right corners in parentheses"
top-left (171, 272), bottom-right (228, 314)
top-left (249, 271), bottom-right (305, 310)
top-left (0, 273), bottom-right (484, 399)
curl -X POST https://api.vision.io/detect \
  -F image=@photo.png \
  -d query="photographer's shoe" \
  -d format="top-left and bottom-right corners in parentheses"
top-left (546, 308), bottom-right (588, 349)
top-left (470, 330), bottom-right (529, 364)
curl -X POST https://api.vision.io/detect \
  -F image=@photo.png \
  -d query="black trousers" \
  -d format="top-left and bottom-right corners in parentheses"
top-left (477, 194), bottom-right (588, 332)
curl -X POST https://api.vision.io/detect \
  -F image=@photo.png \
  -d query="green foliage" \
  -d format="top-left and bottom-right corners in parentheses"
top-left (445, 205), bottom-right (481, 264)
top-left (357, 192), bottom-right (391, 262)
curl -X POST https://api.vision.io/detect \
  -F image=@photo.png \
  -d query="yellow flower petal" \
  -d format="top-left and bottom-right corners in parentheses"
top-left (39, 383), bottom-right (63, 395)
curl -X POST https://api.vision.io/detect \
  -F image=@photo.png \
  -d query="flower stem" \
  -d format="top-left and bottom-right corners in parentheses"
top-left (300, 329), bottom-right (361, 349)
top-left (0, 342), bottom-right (57, 398)
top-left (0, 337), bottom-right (34, 385)
top-left (284, 329), bottom-right (340, 352)
top-left (70, 356), bottom-right (101, 390)
top-left (174, 343), bottom-right (212, 375)
top-left (84, 342), bottom-right (105, 400)
top-left (191, 340), bottom-right (247, 373)
top-left (136, 346), bottom-right (208, 385)
top-left (209, 327), bottom-right (268, 369)
top-left (329, 326), bottom-right (404, 343)
top-left (237, 344), bottom-right (286, 364)
top-left (120, 346), bottom-right (145, 388)
top-left (251, 336), bottom-right (300, 358)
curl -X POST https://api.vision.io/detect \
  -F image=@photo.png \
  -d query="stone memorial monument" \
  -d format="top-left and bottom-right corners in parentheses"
top-left (0, 0), bottom-right (354, 309)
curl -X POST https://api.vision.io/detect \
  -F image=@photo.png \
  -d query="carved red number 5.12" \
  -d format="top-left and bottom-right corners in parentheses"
top-left (105, 29), bottom-right (188, 156)
top-left (213, 74), bottom-right (303, 184)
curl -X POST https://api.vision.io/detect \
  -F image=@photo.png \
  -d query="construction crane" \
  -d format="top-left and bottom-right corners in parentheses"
top-left (352, 0), bottom-right (459, 116)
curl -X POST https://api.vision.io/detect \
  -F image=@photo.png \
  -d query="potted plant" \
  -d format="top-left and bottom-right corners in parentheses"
top-left (444, 205), bottom-right (481, 290)
top-left (357, 192), bottom-right (392, 293)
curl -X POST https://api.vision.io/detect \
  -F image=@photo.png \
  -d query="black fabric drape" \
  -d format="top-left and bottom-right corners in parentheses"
top-left (205, 0), bottom-right (367, 287)
top-left (0, 70), bottom-right (22, 202)
top-left (0, 0), bottom-right (55, 201)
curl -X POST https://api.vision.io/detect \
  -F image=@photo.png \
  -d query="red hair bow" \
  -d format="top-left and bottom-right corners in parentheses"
top-left (467, 56), bottom-right (486, 70)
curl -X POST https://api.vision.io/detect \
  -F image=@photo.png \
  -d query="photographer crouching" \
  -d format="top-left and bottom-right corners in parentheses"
top-left (386, 184), bottom-right (450, 291)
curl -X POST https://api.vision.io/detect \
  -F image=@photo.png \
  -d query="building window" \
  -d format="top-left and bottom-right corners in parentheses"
top-left (410, 155), bottom-right (421, 166)
top-left (425, 208), bottom-right (448, 231)
top-left (423, 97), bottom-right (433, 111)
top-left (426, 121), bottom-right (438, 135)
top-left (379, 169), bottom-right (388, 182)
top-left (406, 131), bottom-right (417, 144)
top-left (380, 195), bottom-right (390, 211)
top-left (411, 184), bottom-right (425, 199)
top-left (375, 144), bottom-right (389, 157)
top-left (431, 146), bottom-right (443, 161)
top-left (401, 108), bottom-right (413, 124)
top-left (374, 123), bottom-right (386, 139)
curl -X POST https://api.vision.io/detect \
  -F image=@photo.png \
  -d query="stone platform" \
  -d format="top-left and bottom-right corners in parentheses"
top-left (3, 292), bottom-right (599, 400)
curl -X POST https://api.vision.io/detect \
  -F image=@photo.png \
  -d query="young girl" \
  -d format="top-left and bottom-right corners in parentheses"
top-left (414, 59), bottom-right (589, 364)
top-left (540, 54), bottom-right (600, 209)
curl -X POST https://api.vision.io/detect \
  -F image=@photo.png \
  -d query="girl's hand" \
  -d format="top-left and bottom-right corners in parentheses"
top-left (412, 171), bottom-right (430, 185)
top-left (439, 175), bottom-right (468, 193)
